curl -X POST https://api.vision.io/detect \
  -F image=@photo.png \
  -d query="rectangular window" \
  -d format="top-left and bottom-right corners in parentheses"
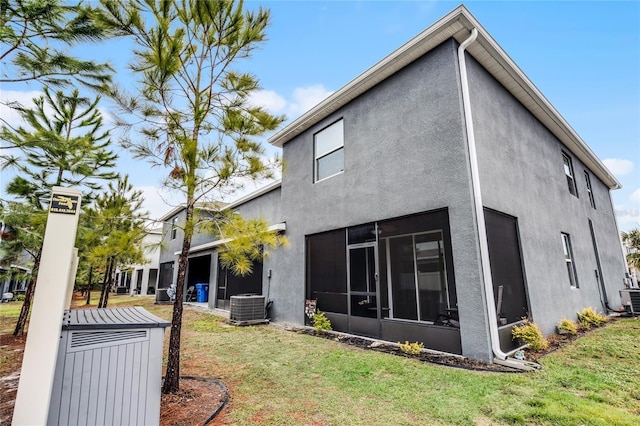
top-left (562, 152), bottom-right (578, 197)
top-left (561, 233), bottom-right (579, 288)
top-left (584, 171), bottom-right (596, 209)
top-left (314, 119), bottom-right (344, 181)
top-left (171, 217), bottom-right (178, 240)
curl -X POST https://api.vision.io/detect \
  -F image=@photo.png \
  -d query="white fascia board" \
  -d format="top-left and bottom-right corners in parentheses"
top-left (157, 204), bottom-right (186, 223)
top-left (268, 5), bottom-right (620, 189)
top-left (177, 222), bottom-right (286, 256)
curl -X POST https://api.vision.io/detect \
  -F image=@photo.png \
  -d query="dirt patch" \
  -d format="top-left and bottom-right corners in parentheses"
top-left (0, 334), bottom-right (25, 425)
top-left (160, 377), bottom-right (228, 425)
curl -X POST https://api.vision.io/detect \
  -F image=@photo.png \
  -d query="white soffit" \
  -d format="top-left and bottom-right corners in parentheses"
top-left (268, 5), bottom-right (620, 190)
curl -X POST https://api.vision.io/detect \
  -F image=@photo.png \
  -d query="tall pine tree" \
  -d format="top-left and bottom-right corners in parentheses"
top-left (101, 0), bottom-right (285, 393)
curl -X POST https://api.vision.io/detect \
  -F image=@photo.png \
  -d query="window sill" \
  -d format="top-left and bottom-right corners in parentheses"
top-left (315, 170), bottom-right (344, 184)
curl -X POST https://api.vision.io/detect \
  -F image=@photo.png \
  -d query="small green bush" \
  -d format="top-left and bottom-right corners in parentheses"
top-left (512, 320), bottom-right (548, 351)
top-left (577, 307), bottom-right (607, 329)
top-left (14, 294), bottom-right (25, 302)
top-left (398, 341), bottom-right (424, 355)
top-left (312, 311), bottom-right (332, 331)
top-left (557, 318), bottom-right (578, 335)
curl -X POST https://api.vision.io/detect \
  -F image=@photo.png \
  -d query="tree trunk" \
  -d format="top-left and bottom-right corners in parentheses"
top-left (162, 203), bottom-right (194, 394)
top-left (13, 249), bottom-right (42, 337)
top-left (85, 265), bottom-right (93, 305)
top-left (99, 258), bottom-right (113, 309)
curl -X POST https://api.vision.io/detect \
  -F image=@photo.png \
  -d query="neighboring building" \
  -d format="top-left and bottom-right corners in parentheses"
top-left (623, 240), bottom-right (639, 288)
top-left (157, 6), bottom-right (627, 363)
top-left (129, 227), bottom-right (162, 296)
top-left (0, 223), bottom-right (33, 297)
top-left (0, 265), bottom-right (31, 297)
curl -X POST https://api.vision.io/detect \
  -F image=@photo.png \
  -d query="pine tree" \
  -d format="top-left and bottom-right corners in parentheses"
top-left (87, 176), bottom-right (147, 308)
top-left (101, 0), bottom-right (285, 393)
top-left (1, 0), bottom-right (115, 89)
top-left (0, 88), bottom-right (118, 336)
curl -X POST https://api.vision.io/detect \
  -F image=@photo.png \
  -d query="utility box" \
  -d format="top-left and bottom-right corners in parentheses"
top-left (230, 294), bottom-right (266, 325)
top-left (620, 288), bottom-right (640, 315)
top-left (47, 307), bottom-right (170, 426)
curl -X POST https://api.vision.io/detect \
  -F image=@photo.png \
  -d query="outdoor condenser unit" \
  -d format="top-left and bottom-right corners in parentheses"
top-left (230, 294), bottom-right (267, 325)
top-left (620, 288), bottom-right (640, 315)
top-left (48, 307), bottom-right (169, 426)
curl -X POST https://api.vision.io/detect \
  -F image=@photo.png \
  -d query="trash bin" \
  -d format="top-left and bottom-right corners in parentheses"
top-left (195, 283), bottom-right (209, 302)
top-left (48, 307), bottom-right (169, 426)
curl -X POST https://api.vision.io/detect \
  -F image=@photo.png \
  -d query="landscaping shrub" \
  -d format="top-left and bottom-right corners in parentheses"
top-left (14, 294), bottom-right (25, 302)
top-left (577, 307), bottom-right (607, 329)
top-left (312, 311), bottom-right (332, 331)
top-left (557, 318), bottom-right (578, 335)
top-left (512, 320), bottom-right (548, 351)
top-left (398, 341), bottom-right (424, 355)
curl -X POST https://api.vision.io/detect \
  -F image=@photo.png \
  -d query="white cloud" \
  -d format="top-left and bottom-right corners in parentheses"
top-left (603, 158), bottom-right (634, 177)
top-left (246, 85), bottom-right (333, 120)
top-left (136, 185), bottom-right (184, 222)
top-left (248, 89), bottom-right (287, 113)
top-left (288, 84), bottom-right (334, 117)
top-left (631, 188), bottom-right (640, 205)
top-left (0, 89), bottom-right (42, 131)
top-left (247, 84), bottom-right (334, 121)
top-left (615, 206), bottom-right (640, 232)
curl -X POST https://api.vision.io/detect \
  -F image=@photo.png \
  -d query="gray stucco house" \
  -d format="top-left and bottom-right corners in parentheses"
top-left (157, 6), bottom-right (626, 364)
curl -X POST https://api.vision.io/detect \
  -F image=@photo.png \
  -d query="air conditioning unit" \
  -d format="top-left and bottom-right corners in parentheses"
top-left (230, 294), bottom-right (267, 325)
top-left (620, 288), bottom-right (640, 315)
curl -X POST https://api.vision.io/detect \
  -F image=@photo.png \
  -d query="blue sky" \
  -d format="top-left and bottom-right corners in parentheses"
top-left (1, 1), bottom-right (639, 230)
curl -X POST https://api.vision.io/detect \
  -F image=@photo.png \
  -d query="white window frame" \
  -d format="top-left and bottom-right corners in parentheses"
top-left (584, 171), bottom-right (596, 209)
top-left (561, 233), bottom-right (579, 288)
top-left (562, 152), bottom-right (578, 197)
top-left (171, 217), bottom-right (178, 240)
top-left (314, 119), bottom-right (344, 182)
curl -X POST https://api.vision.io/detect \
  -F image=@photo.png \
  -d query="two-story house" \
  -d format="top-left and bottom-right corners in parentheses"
top-left (157, 6), bottom-right (626, 364)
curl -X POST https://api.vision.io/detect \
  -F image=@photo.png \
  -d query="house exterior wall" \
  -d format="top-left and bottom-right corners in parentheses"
top-left (159, 210), bottom-right (186, 265)
top-left (276, 39), bottom-right (493, 360)
top-left (466, 53), bottom-right (626, 335)
top-left (233, 187), bottom-right (282, 225)
top-left (199, 187), bottom-right (282, 307)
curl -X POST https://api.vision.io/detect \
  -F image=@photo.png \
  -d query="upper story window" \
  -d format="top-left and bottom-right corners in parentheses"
top-left (584, 171), bottom-right (596, 209)
top-left (561, 233), bottom-right (578, 288)
top-left (171, 216), bottom-right (178, 240)
top-left (314, 119), bottom-right (344, 182)
top-left (562, 152), bottom-right (578, 197)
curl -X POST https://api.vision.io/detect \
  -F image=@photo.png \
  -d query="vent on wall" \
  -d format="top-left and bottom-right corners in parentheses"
top-left (69, 330), bottom-right (148, 351)
top-left (230, 295), bottom-right (267, 325)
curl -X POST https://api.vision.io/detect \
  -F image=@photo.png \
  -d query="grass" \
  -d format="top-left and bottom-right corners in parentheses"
top-left (2, 295), bottom-right (639, 425)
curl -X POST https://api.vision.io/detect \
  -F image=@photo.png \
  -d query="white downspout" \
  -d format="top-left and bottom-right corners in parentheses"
top-left (457, 29), bottom-right (540, 371)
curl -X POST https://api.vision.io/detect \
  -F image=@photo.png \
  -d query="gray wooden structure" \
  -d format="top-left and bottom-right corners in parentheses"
top-left (47, 307), bottom-right (169, 426)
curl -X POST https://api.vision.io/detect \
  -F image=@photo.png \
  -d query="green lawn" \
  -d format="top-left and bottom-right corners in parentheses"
top-left (2, 296), bottom-right (639, 425)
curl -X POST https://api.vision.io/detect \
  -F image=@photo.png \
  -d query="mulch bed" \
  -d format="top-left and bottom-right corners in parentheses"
top-left (160, 377), bottom-right (228, 426)
top-left (292, 315), bottom-right (628, 372)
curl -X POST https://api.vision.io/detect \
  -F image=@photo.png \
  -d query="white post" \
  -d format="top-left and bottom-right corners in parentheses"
top-left (64, 248), bottom-right (80, 309)
top-left (13, 187), bottom-right (82, 426)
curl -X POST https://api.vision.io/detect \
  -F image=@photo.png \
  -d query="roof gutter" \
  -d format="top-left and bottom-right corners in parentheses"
top-left (458, 28), bottom-right (540, 372)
